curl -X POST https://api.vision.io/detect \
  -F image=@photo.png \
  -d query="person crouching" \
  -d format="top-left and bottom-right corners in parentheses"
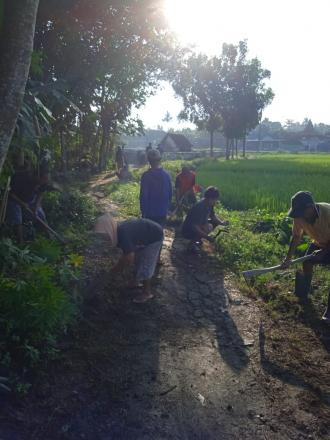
top-left (181, 186), bottom-right (228, 252)
top-left (94, 214), bottom-right (164, 303)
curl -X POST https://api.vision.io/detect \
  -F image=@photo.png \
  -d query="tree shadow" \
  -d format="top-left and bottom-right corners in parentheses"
top-left (259, 322), bottom-right (330, 407)
top-left (170, 228), bottom-right (249, 373)
top-left (2, 235), bottom-right (164, 440)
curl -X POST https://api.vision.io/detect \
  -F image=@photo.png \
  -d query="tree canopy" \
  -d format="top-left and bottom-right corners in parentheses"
top-left (0, 2), bottom-right (276, 175)
top-left (172, 41), bottom-right (274, 158)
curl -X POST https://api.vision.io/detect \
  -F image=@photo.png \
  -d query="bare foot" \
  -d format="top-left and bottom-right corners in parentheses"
top-left (133, 292), bottom-right (155, 303)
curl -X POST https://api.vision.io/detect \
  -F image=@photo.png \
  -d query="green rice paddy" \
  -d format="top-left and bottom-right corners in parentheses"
top-left (197, 154), bottom-right (330, 212)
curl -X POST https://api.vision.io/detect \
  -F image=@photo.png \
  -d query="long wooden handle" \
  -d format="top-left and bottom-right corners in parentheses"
top-left (242, 254), bottom-right (314, 279)
top-left (10, 193), bottom-right (66, 244)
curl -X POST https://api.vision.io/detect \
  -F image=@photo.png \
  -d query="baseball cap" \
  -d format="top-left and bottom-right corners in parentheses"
top-left (287, 191), bottom-right (315, 218)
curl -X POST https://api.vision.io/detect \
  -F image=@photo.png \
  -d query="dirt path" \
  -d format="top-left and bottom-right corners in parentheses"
top-left (1, 177), bottom-right (329, 439)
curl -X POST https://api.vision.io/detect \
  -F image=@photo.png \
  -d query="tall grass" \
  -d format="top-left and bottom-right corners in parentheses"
top-left (197, 154), bottom-right (330, 212)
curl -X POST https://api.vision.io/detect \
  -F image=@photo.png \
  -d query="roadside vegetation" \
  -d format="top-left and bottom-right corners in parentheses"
top-left (0, 188), bottom-right (96, 393)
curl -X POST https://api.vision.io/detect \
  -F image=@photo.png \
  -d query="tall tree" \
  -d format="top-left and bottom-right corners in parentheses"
top-left (0, 0), bottom-right (40, 174)
top-left (34, 0), bottom-right (178, 170)
top-left (217, 42), bottom-right (274, 159)
top-left (173, 54), bottom-right (223, 157)
top-left (172, 42), bottom-right (273, 158)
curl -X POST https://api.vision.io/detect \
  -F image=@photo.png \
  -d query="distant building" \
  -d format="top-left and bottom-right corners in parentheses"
top-left (158, 133), bottom-right (193, 153)
top-left (246, 135), bottom-right (282, 151)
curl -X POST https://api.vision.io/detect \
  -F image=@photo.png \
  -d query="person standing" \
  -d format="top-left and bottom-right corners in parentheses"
top-left (175, 166), bottom-right (197, 206)
top-left (280, 191), bottom-right (330, 324)
top-left (6, 163), bottom-right (49, 244)
top-left (115, 146), bottom-right (124, 172)
top-left (140, 149), bottom-right (172, 228)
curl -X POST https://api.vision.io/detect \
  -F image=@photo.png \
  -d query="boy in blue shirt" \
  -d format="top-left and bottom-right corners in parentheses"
top-left (140, 149), bottom-right (172, 228)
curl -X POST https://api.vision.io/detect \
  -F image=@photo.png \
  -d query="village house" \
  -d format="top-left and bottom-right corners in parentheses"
top-left (158, 133), bottom-right (193, 153)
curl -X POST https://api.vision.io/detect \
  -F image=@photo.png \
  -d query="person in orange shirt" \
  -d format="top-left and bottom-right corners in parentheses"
top-left (175, 166), bottom-right (197, 206)
top-left (281, 191), bottom-right (330, 324)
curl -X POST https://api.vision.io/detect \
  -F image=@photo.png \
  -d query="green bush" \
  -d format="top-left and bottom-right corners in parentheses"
top-left (30, 236), bottom-right (62, 263)
top-left (0, 239), bottom-right (77, 372)
top-left (0, 265), bottom-right (73, 344)
top-left (43, 188), bottom-right (96, 231)
top-left (216, 218), bottom-right (284, 273)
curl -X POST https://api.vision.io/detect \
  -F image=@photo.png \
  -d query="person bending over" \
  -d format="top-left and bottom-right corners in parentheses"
top-left (281, 191), bottom-right (330, 324)
top-left (182, 186), bottom-right (228, 251)
top-left (94, 214), bottom-right (164, 303)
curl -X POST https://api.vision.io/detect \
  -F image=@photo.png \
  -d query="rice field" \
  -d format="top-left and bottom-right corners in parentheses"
top-left (197, 154), bottom-right (330, 212)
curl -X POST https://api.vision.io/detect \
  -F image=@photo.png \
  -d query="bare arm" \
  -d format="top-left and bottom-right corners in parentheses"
top-left (210, 212), bottom-right (229, 227)
top-left (281, 234), bottom-right (301, 268)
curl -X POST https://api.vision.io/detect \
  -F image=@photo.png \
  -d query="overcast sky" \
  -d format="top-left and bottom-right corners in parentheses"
top-left (134, 0), bottom-right (330, 130)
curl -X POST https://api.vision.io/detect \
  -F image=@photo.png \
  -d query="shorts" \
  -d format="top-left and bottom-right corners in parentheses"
top-left (135, 240), bottom-right (163, 282)
top-left (306, 243), bottom-right (330, 266)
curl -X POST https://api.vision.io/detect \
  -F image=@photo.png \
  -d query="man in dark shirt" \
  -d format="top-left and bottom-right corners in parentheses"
top-left (140, 149), bottom-right (172, 228)
top-left (6, 165), bottom-right (48, 244)
top-left (94, 213), bottom-right (164, 303)
top-left (182, 186), bottom-right (228, 251)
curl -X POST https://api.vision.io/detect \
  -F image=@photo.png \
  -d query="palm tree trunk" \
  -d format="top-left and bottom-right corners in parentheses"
top-left (0, 0), bottom-right (40, 174)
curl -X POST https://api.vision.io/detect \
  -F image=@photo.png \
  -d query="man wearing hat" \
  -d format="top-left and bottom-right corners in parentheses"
top-left (140, 149), bottom-right (172, 228)
top-left (94, 213), bottom-right (164, 303)
top-left (281, 191), bottom-right (330, 323)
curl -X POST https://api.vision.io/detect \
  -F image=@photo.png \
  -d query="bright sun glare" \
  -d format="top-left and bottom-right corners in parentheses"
top-left (163, 0), bottom-right (247, 54)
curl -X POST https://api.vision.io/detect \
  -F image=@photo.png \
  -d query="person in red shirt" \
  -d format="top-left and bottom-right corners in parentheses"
top-left (175, 166), bottom-right (197, 206)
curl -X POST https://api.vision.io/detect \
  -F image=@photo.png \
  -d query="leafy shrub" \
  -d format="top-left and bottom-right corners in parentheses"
top-left (0, 238), bottom-right (44, 273)
top-left (0, 265), bottom-right (73, 345)
top-left (0, 239), bottom-right (77, 373)
top-left (43, 188), bottom-right (96, 231)
top-left (30, 236), bottom-right (62, 263)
